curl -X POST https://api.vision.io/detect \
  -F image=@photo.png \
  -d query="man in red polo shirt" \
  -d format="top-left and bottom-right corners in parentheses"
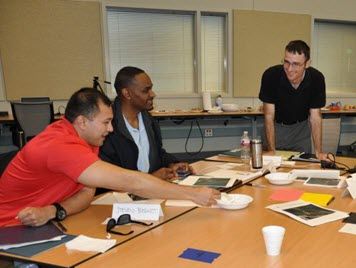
top-left (0, 88), bottom-right (220, 227)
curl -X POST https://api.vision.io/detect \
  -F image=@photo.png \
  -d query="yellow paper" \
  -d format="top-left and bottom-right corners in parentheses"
top-left (300, 192), bottom-right (334, 206)
top-left (275, 150), bottom-right (300, 160)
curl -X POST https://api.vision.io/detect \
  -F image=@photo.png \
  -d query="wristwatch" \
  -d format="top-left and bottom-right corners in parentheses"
top-left (53, 203), bottom-right (67, 221)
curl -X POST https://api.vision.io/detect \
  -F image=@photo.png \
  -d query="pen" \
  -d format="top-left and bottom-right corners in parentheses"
top-left (54, 220), bottom-right (67, 232)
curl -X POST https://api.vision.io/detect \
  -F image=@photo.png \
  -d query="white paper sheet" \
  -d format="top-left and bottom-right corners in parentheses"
top-left (91, 192), bottom-right (132, 205)
top-left (178, 175), bottom-right (236, 188)
top-left (217, 163), bottom-right (244, 169)
top-left (339, 223), bottom-right (356, 235)
top-left (65, 235), bottom-right (116, 253)
top-left (267, 200), bottom-right (348, 226)
top-left (164, 200), bottom-right (218, 208)
top-left (0, 235), bottom-right (65, 250)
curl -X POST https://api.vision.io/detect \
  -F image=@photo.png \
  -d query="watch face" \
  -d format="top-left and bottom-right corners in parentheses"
top-left (57, 208), bottom-right (67, 221)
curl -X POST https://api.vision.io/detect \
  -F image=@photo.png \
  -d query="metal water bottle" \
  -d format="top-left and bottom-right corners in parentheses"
top-left (251, 139), bottom-right (263, 169)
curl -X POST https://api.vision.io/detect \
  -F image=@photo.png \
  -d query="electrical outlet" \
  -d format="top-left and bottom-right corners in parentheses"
top-left (204, 128), bottom-right (213, 137)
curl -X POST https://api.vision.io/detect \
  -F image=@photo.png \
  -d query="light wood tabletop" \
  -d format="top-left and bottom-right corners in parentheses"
top-left (78, 175), bottom-right (356, 268)
top-left (2, 157), bottom-right (355, 267)
top-left (0, 199), bottom-right (196, 267)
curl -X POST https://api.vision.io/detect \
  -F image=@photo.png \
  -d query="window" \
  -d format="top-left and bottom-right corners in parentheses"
top-left (313, 20), bottom-right (356, 96)
top-left (105, 7), bottom-right (228, 96)
top-left (201, 13), bottom-right (227, 94)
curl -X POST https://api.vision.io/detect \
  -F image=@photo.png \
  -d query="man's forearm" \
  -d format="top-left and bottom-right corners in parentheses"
top-left (265, 118), bottom-right (275, 151)
top-left (309, 111), bottom-right (323, 154)
top-left (78, 161), bottom-right (216, 206)
top-left (60, 187), bottom-right (95, 216)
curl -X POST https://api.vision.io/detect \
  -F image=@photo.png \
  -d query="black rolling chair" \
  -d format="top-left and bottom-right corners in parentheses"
top-left (10, 101), bottom-right (54, 148)
top-left (0, 150), bottom-right (18, 176)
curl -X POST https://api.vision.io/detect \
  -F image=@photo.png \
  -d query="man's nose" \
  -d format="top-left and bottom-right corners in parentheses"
top-left (150, 90), bottom-right (156, 98)
top-left (108, 122), bottom-right (114, 132)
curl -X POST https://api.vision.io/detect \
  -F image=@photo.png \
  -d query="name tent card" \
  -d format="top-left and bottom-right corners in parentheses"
top-left (112, 203), bottom-right (163, 221)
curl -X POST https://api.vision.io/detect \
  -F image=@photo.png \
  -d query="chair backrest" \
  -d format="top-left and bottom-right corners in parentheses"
top-left (10, 101), bottom-right (54, 142)
top-left (21, 97), bottom-right (50, 102)
top-left (0, 150), bottom-right (18, 176)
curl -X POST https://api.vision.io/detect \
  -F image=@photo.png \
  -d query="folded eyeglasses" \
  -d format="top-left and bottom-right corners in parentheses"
top-left (106, 214), bottom-right (153, 236)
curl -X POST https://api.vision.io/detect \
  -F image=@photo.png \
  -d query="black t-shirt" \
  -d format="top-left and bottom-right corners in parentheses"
top-left (259, 65), bottom-right (326, 124)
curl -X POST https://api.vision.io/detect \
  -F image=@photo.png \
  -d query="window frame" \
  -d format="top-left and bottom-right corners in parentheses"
top-left (101, 3), bottom-right (232, 99)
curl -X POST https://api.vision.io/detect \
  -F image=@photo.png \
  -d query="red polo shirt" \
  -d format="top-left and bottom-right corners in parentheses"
top-left (0, 118), bottom-right (99, 226)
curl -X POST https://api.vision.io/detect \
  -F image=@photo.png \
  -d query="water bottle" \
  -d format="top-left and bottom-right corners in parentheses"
top-left (251, 138), bottom-right (263, 169)
top-left (240, 131), bottom-right (250, 160)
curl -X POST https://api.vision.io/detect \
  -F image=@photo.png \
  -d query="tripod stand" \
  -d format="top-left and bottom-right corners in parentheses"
top-left (92, 76), bottom-right (111, 94)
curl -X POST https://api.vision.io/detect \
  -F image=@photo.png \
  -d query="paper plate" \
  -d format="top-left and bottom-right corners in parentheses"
top-left (265, 172), bottom-right (296, 185)
top-left (216, 194), bottom-right (253, 210)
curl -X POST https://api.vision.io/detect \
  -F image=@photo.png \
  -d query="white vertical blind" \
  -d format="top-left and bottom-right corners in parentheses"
top-left (313, 21), bottom-right (356, 95)
top-left (107, 9), bottom-right (195, 94)
top-left (0, 56), bottom-right (5, 100)
top-left (201, 14), bottom-right (226, 94)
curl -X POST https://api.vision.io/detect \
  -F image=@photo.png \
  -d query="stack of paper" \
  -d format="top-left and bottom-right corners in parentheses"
top-left (65, 235), bottom-right (116, 253)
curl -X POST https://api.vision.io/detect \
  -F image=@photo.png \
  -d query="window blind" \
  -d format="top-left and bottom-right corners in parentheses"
top-left (107, 9), bottom-right (195, 95)
top-left (201, 14), bottom-right (226, 94)
top-left (313, 21), bottom-right (356, 95)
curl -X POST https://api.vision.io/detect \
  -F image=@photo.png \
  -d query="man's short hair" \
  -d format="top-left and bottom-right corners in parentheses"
top-left (285, 40), bottom-right (310, 61)
top-left (114, 66), bottom-right (145, 96)
top-left (65, 87), bottom-right (112, 123)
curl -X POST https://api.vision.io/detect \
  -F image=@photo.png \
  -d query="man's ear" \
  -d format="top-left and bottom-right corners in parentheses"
top-left (305, 59), bottom-right (311, 68)
top-left (121, 88), bottom-right (131, 100)
top-left (74, 115), bottom-right (88, 130)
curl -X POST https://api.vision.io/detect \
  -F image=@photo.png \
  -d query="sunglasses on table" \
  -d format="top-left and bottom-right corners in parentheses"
top-left (106, 214), bottom-right (153, 236)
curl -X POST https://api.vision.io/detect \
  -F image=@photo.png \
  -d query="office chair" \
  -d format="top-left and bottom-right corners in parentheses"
top-left (10, 101), bottom-right (54, 148)
top-left (0, 150), bottom-right (18, 176)
top-left (21, 97), bottom-right (50, 102)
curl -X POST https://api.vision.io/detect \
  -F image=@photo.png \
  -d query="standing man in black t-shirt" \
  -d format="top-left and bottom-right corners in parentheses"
top-left (259, 40), bottom-right (326, 160)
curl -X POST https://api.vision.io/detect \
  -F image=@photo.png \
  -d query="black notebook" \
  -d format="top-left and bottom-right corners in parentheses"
top-left (291, 153), bottom-right (320, 163)
top-left (0, 222), bottom-right (64, 247)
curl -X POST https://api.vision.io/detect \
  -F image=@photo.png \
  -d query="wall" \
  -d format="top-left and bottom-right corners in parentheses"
top-left (0, 0), bottom-right (355, 154)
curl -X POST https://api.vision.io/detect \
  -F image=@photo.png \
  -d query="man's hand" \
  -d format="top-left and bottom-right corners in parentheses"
top-left (17, 206), bottom-right (56, 226)
top-left (169, 162), bottom-right (196, 176)
top-left (191, 188), bottom-right (221, 207)
top-left (315, 151), bottom-right (328, 161)
top-left (152, 167), bottom-right (175, 180)
top-left (264, 150), bottom-right (276, 156)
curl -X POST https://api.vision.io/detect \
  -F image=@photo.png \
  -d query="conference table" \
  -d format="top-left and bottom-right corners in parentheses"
top-left (0, 202), bottom-right (196, 267)
top-left (1, 155), bottom-right (355, 267)
top-left (76, 157), bottom-right (356, 267)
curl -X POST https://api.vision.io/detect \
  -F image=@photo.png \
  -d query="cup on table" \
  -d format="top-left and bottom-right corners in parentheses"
top-left (262, 225), bottom-right (285, 256)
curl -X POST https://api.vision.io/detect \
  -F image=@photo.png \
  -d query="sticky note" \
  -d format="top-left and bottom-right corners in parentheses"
top-left (179, 248), bottom-right (221, 263)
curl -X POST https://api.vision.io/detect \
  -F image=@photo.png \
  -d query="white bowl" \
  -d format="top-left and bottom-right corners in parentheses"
top-left (265, 172), bottom-right (296, 185)
top-left (216, 193), bottom-right (253, 210)
top-left (222, 103), bottom-right (239, 112)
